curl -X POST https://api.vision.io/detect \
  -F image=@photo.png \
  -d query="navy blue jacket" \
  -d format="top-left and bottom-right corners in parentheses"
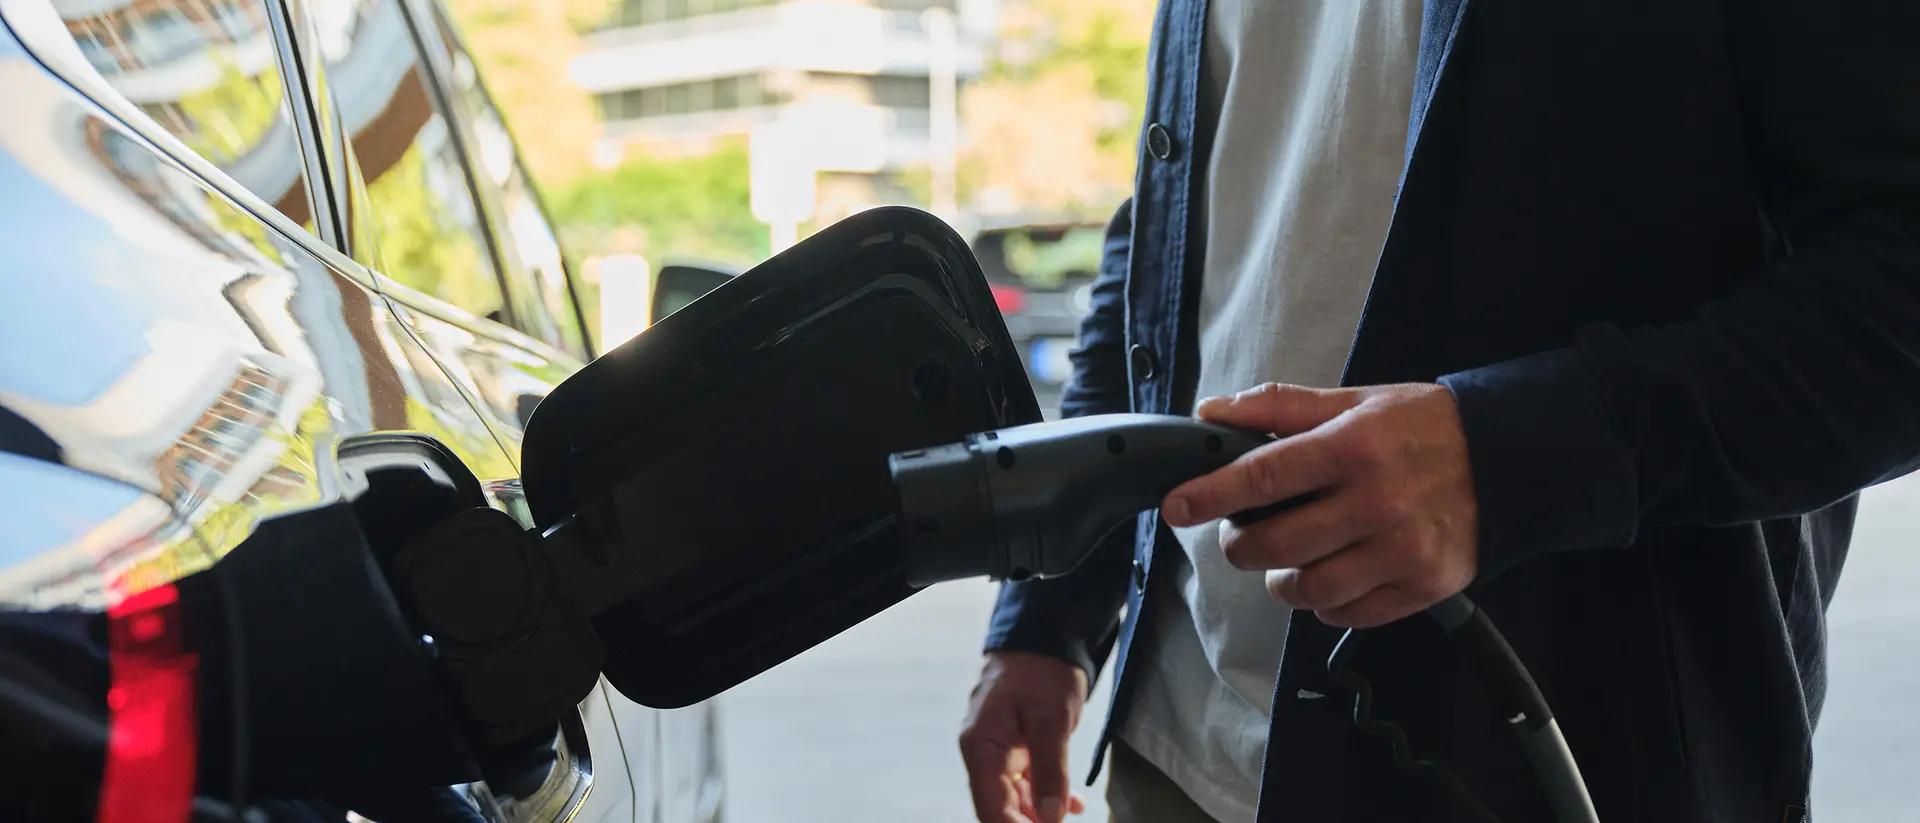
top-left (984, 0), bottom-right (1920, 820)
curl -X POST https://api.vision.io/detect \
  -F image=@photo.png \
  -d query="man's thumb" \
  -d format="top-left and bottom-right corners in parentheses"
top-left (1196, 383), bottom-right (1356, 436)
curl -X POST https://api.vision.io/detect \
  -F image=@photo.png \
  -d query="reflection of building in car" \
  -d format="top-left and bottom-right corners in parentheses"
top-left (64, 0), bottom-right (263, 72)
top-left (1, 75), bottom-right (328, 605)
top-left (0, 0), bottom-right (720, 816)
top-left (63, 0), bottom-right (315, 224)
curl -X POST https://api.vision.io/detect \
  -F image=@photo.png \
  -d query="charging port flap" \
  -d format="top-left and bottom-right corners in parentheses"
top-left (520, 207), bottom-right (1041, 708)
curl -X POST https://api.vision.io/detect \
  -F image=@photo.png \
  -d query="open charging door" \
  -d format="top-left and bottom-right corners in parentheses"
top-left (521, 207), bottom-right (1042, 708)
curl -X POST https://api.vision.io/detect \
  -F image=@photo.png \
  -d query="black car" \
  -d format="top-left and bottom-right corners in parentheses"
top-left (970, 220), bottom-right (1104, 414)
top-left (0, 0), bottom-right (721, 818)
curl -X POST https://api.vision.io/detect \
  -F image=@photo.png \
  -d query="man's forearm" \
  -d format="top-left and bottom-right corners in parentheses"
top-left (1434, 0), bottom-right (1920, 576)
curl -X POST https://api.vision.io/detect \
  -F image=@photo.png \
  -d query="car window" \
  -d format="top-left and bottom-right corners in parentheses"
top-left (422, 6), bottom-right (593, 359)
top-left (55, 0), bottom-right (317, 229)
top-left (306, 0), bottom-right (509, 323)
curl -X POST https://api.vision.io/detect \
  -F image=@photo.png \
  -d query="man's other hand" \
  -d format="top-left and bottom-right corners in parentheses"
top-left (960, 651), bottom-right (1091, 823)
top-left (1162, 382), bottom-right (1480, 629)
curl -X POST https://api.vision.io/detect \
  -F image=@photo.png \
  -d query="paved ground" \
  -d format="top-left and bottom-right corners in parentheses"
top-left (1811, 474), bottom-right (1920, 822)
top-left (718, 475), bottom-right (1920, 823)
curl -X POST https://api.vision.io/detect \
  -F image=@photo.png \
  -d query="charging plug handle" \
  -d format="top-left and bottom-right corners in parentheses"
top-left (889, 414), bottom-right (1280, 586)
top-left (888, 413), bottom-right (1599, 823)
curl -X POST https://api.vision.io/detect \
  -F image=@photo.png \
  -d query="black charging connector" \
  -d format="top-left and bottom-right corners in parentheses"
top-left (889, 413), bottom-right (1601, 823)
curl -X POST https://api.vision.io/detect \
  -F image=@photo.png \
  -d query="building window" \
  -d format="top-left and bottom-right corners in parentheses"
top-left (871, 74), bottom-right (932, 109)
top-left (712, 76), bottom-right (740, 109)
top-left (876, 0), bottom-right (954, 11)
top-left (595, 75), bottom-right (773, 123)
top-left (640, 87), bottom-right (668, 117)
top-left (799, 72), bottom-right (935, 111)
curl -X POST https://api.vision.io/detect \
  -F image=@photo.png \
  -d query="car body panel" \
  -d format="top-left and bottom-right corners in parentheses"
top-left (0, 0), bottom-right (720, 818)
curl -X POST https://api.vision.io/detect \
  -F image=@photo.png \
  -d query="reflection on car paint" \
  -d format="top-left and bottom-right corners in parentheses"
top-left (394, 302), bottom-right (573, 456)
top-left (0, 453), bottom-right (178, 608)
top-left (0, 39), bottom-right (501, 605)
top-left (423, 8), bottom-right (591, 358)
top-left (0, 6), bottom-right (722, 819)
top-left (53, 0), bottom-right (316, 227)
top-left (310, 0), bottom-right (509, 321)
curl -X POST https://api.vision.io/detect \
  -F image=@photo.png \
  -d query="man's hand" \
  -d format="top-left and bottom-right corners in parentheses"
top-left (1162, 382), bottom-right (1480, 628)
top-left (959, 651), bottom-right (1091, 823)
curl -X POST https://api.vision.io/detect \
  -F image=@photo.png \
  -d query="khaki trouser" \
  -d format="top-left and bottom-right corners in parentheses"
top-left (1105, 739), bottom-right (1220, 823)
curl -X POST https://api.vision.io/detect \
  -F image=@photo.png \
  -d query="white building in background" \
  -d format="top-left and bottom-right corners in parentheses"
top-left (569, 0), bottom-right (998, 224)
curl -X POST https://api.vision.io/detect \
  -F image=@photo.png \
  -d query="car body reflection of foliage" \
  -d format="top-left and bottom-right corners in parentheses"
top-left (368, 145), bottom-right (494, 313)
top-left (175, 57), bottom-right (282, 165)
top-left (174, 57), bottom-right (315, 239)
top-left (405, 395), bottom-right (516, 480)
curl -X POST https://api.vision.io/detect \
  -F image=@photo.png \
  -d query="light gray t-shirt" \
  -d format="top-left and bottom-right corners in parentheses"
top-left (1113, 1), bottom-right (1422, 820)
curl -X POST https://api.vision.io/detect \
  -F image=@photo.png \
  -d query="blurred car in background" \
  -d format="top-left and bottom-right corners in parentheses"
top-left (970, 219), bottom-right (1104, 413)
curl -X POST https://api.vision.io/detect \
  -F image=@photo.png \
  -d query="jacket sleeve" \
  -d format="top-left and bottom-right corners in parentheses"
top-left (983, 200), bottom-right (1138, 683)
top-left (1438, 1), bottom-right (1920, 578)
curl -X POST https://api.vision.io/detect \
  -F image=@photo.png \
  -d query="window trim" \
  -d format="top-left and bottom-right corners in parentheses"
top-left (291, 0), bottom-right (522, 329)
top-left (411, 0), bottom-right (598, 359)
top-left (261, 0), bottom-right (342, 249)
top-left (400, 0), bottom-right (527, 335)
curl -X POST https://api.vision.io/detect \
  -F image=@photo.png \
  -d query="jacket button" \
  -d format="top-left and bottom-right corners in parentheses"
top-left (1132, 559), bottom-right (1147, 591)
top-left (1146, 122), bottom-right (1175, 161)
top-left (1129, 344), bottom-right (1158, 381)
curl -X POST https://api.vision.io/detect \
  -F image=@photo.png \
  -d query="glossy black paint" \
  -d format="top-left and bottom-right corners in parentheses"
top-left (0, 0), bottom-right (713, 817)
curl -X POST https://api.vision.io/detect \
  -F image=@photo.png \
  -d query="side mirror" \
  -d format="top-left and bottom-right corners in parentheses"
top-left (520, 207), bottom-right (1041, 708)
top-left (649, 263), bottom-right (737, 325)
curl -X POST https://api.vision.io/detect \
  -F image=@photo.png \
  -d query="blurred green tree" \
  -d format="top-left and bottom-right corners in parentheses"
top-left (443, 0), bottom-right (609, 186)
top-left (547, 139), bottom-right (765, 268)
top-left (958, 0), bottom-right (1151, 219)
top-left (364, 146), bottom-right (494, 312)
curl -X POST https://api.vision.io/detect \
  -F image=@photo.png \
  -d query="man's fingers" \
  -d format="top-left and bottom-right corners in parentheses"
top-left (1262, 536), bottom-right (1398, 612)
top-left (1014, 773), bottom-right (1037, 821)
top-left (1316, 583), bottom-right (1432, 629)
top-left (1217, 488), bottom-right (1375, 571)
top-left (961, 734), bottom-right (1027, 823)
top-left (1022, 710), bottom-right (1074, 823)
top-left (1164, 433), bottom-right (1341, 527)
top-left (1195, 383), bottom-right (1360, 436)
top-left (964, 766), bottom-right (1027, 823)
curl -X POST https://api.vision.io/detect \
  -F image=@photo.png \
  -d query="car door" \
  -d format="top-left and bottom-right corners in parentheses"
top-left (276, 0), bottom-right (663, 820)
top-left (0, 0), bottom-right (602, 818)
top-left (396, 5), bottom-right (725, 823)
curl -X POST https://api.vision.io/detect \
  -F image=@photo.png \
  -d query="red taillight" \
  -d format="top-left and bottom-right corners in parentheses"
top-left (990, 284), bottom-right (1026, 315)
top-left (100, 583), bottom-right (197, 823)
